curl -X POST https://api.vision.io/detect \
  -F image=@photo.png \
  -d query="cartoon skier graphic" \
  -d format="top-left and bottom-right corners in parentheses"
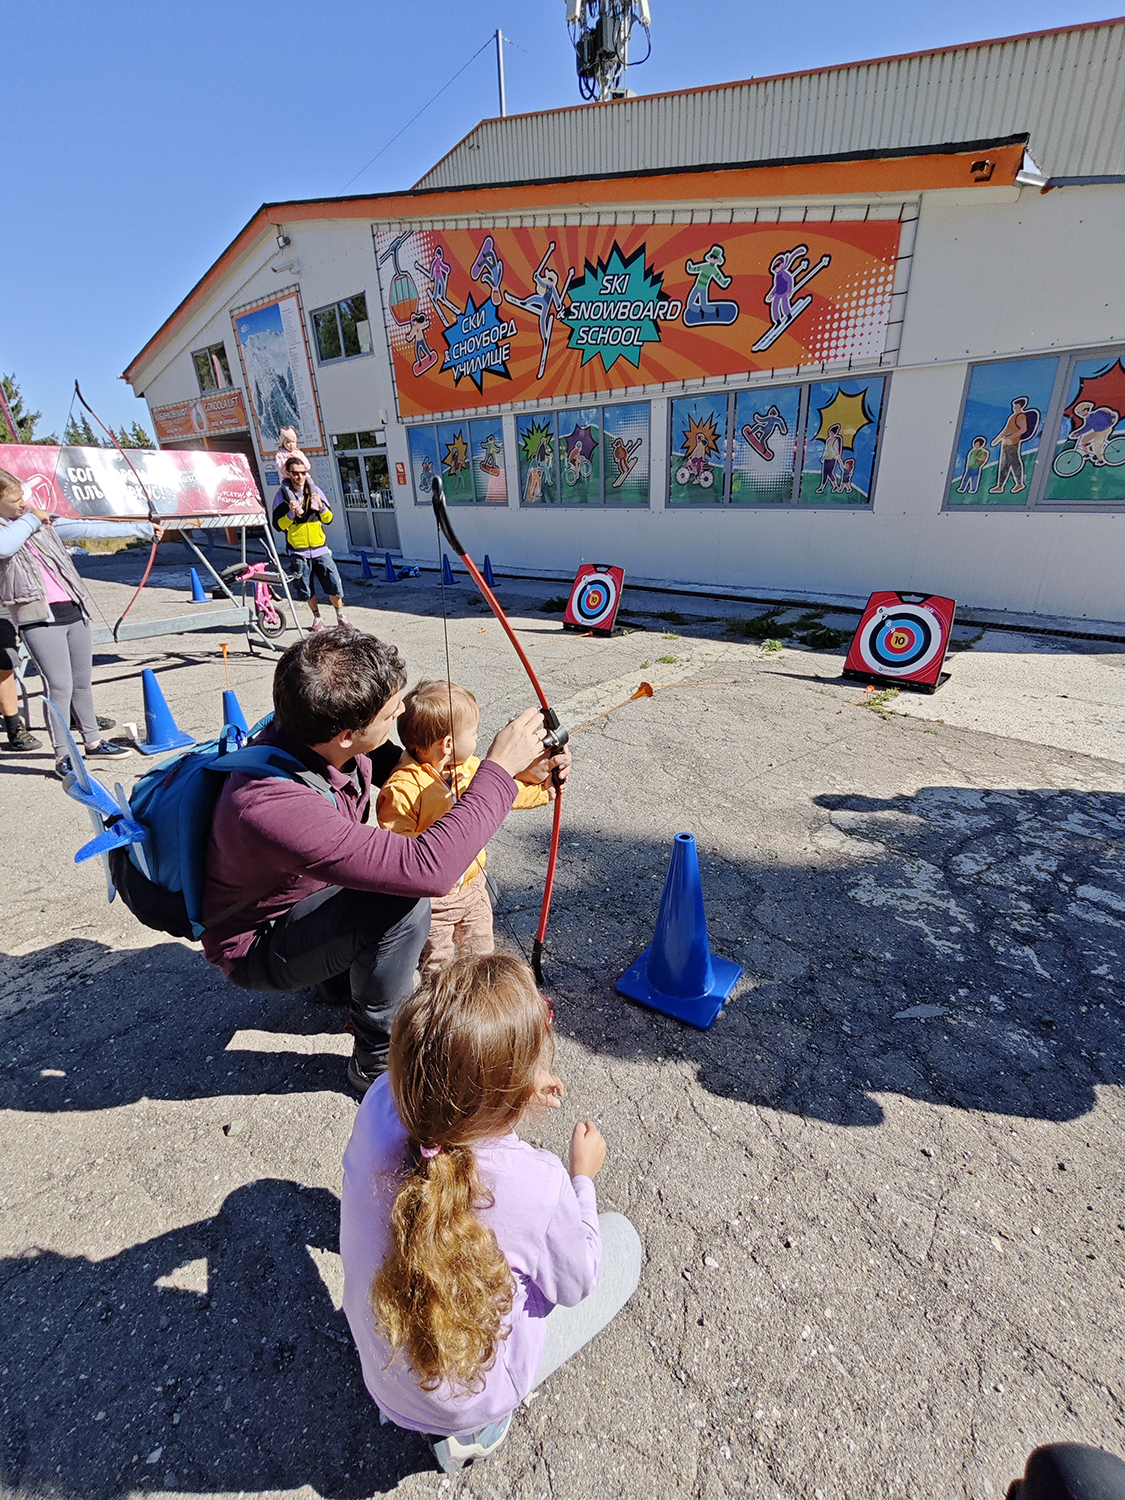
top-left (414, 244), bottom-right (462, 328)
top-left (740, 404), bottom-right (788, 461)
top-left (752, 244), bottom-right (831, 353)
top-left (611, 435), bottom-right (643, 488)
top-left (682, 244), bottom-right (740, 327)
top-left (407, 309), bottom-right (439, 377)
top-left (470, 235), bottom-right (505, 306)
top-left (505, 243), bottom-right (576, 381)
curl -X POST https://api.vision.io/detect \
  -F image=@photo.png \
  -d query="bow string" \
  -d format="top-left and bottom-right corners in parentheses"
top-left (432, 476), bottom-right (568, 983)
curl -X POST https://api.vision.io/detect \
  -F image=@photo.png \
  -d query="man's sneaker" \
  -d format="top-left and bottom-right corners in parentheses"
top-left (430, 1412), bottom-right (513, 1474)
top-left (4, 722), bottom-right (41, 752)
top-left (54, 756), bottom-right (74, 781)
top-left (84, 739), bottom-right (133, 760)
top-left (309, 616), bottom-right (325, 632)
top-left (347, 1042), bottom-right (390, 1095)
top-left (335, 613), bottom-right (352, 629)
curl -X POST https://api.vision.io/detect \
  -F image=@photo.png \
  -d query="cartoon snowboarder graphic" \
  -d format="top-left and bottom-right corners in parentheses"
top-left (407, 309), bottom-right (439, 377)
top-left (752, 244), bottom-right (831, 353)
top-left (479, 432), bottom-right (502, 476)
top-left (682, 244), bottom-right (740, 327)
top-left (414, 244), bottom-right (462, 328)
top-left (505, 243), bottom-right (575, 381)
top-left (470, 235), bottom-right (505, 306)
top-left (611, 434), bottom-right (643, 488)
top-left (741, 404), bottom-right (788, 461)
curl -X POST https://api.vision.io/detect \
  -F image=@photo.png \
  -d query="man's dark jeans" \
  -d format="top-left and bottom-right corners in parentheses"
top-left (229, 887), bottom-right (431, 1053)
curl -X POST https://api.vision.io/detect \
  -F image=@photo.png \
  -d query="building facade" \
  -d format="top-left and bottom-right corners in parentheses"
top-left (124, 19), bottom-right (1125, 622)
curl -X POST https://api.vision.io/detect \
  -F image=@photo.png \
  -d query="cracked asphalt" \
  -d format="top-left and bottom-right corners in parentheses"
top-left (2, 544), bottom-right (1124, 1500)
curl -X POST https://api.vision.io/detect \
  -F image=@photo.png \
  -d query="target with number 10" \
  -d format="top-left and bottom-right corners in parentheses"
top-left (843, 591), bottom-right (956, 693)
top-left (563, 564), bottom-right (626, 634)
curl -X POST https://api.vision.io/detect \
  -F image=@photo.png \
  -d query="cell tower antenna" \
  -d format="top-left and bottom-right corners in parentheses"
top-left (566, 0), bottom-right (652, 103)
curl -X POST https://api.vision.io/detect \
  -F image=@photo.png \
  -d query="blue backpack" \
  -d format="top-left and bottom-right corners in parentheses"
top-left (108, 721), bottom-right (336, 941)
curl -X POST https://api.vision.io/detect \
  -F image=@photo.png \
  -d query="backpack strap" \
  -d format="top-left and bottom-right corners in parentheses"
top-left (199, 746), bottom-right (338, 931)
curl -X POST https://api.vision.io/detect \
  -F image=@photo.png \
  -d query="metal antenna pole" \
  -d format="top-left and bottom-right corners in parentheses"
top-left (496, 29), bottom-right (507, 117)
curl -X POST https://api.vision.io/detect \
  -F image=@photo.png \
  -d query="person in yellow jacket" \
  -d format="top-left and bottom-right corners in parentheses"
top-left (378, 679), bottom-right (550, 978)
top-left (272, 455), bottom-right (350, 630)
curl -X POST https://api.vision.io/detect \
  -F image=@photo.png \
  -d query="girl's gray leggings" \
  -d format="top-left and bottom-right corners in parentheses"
top-left (22, 617), bottom-right (98, 751)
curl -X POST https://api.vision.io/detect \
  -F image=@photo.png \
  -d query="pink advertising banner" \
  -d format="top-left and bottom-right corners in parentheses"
top-left (0, 445), bottom-right (263, 519)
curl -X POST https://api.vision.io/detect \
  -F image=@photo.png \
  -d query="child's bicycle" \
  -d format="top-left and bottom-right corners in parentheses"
top-left (215, 561), bottom-right (290, 639)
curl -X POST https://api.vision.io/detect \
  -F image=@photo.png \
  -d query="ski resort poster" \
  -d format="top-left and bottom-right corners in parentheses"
top-left (231, 290), bottom-right (325, 455)
top-left (374, 220), bottom-right (902, 419)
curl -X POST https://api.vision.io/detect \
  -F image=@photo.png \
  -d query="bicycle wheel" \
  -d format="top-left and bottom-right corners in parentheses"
top-left (675, 465), bottom-right (692, 485)
top-left (699, 467), bottom-right (715, 489)
top-left (1103, 436), bottom-right (1125, 466)
top-left (256, 604), bottom-right (288, 639)
top-left (1052, 448), bottom-right (1084, 478)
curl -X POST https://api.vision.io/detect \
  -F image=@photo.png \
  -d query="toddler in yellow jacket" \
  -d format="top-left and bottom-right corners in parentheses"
top-left (377, 680), bottom-right (549, 977)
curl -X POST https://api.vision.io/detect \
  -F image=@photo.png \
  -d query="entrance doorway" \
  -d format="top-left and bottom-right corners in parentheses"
top-left (332, 431), bottom-right (401, 553)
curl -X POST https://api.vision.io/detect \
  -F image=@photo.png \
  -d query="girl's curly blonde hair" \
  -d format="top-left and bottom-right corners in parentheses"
top-left (373, 953), bottom-right (552, 1393)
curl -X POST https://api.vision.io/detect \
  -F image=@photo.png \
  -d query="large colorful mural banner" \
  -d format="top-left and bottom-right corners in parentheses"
top-left (231, 290), bottom-right (325, 456)
top-left (0, 445), bottom-right (262, 519)
top-left (374, 221), bottom-right (902, 419)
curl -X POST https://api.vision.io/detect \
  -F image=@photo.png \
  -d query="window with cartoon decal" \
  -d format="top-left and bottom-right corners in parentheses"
top-left (516, 403), bottom-right (650, 506)
top-left (669, 377), bottom-right (886, 506)
top-left (406, 419), bottom-right (508, 505)
top-left (946, 348), bottom-right (1125, 510)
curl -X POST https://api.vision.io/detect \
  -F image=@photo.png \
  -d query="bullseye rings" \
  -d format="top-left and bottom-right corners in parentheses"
top-left (856, 605), bottom-right (945, 676)
top-left (571, 572), bottom-right (619, 628)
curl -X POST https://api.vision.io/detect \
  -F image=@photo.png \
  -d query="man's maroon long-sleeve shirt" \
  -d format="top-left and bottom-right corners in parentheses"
top-left (201, 724), bottom-right (518, 973)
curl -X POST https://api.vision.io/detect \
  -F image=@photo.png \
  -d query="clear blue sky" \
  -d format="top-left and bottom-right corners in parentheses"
top-left (3, 0), bottom-right (1117, 437)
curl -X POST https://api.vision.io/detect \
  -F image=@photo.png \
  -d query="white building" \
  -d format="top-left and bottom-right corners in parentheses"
top-left (124, 17), bottom-right (1125, 624)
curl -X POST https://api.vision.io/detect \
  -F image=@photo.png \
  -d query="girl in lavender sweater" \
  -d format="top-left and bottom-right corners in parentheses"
top-left (340, 954), bottom-right (642, 1474)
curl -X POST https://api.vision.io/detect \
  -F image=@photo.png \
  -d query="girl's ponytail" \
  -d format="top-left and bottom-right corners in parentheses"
top-left (373, 1143), bottom-right (513, 1392)
top-left (371, 955), bottom-right (552, 1393)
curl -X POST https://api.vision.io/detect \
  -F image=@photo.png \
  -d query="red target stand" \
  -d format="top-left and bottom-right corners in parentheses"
top-left (843, 591), bottom-right (957, 694)
top-left (563, 563), bottom-right (627, 636)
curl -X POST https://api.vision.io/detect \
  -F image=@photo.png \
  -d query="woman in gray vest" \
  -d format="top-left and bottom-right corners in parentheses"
top-left (0, 469), bottom-right (155, 775)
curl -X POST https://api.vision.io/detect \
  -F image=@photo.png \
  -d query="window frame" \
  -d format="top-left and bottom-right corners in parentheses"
top-left (667, 376), bottom-right (888, 510)
top-left (191, 341), bottom-right (233, 395)
top-left (309, 293), bottom-right (374, 366)
top-left (516, 400), bottom-right (652, 508)
top-left (942, 344), bottom-right (1125, 515)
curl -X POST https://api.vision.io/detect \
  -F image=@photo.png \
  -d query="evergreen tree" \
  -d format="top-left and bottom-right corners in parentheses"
top-left (114, 422), bottom-right (154, 449)
top-left (1, 373), bottom-right (58, 445)
top-left (63, 413), bottom-right (101, 446)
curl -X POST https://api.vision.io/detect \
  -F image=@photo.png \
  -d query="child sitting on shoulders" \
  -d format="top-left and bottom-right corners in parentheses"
top-left (340, 953), bottom-right (642, 1473)
top-left (377, 680), bottom-right (549, 977)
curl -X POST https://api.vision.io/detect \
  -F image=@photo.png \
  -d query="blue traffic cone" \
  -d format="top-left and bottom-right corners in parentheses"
top-left (136, 669), bottom-right (196, 756)
top-left (384, 551), bottom-right (398, 583)
top-left (442, 554), bottom-right (455, 586)
top-left (221, 689), bottom-right (249, 734)
top-left (189, 568), bottom-right (208, 603)
top-left (483, 554), bottom-right (495, 588)
top-left (360, 551), bottom-right (374, 581)
top-left (615, 833), bottom-right (742, 1029)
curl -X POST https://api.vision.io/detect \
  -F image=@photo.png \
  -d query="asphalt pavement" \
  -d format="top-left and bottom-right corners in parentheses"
top-left (2, 545), bottom-right (1123, 1500)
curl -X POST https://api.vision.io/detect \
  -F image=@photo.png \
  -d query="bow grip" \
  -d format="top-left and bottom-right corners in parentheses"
top-left (542, 708), bottom-right (568, 789)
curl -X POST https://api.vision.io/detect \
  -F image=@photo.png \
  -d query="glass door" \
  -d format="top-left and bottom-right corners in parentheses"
top-left (333, 432), bottom-right (401, 553)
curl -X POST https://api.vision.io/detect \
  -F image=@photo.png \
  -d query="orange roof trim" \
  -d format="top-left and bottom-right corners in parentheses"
top-left (124, 140), bottom-right (1026, 383)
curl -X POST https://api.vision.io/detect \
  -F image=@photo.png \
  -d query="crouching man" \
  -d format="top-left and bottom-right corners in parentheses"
top-left (201, 627), bottom-right (568, 1092)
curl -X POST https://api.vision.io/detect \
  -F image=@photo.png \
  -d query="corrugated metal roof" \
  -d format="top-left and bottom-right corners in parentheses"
top-left (416, 18), bottom-right (1125, 188)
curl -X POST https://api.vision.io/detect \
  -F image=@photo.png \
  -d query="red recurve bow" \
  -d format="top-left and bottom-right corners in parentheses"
top-left (432, 476), bottom-right (568, 984)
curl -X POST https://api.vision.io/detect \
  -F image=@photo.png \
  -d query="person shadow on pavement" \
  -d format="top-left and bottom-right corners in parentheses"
top-left (0, 1178), bottom-right (429, 1499)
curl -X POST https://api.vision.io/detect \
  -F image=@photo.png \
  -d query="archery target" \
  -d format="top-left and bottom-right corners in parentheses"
top-left (844, 591), bottom-right (956, 690)
top-left (563, 563), bottom-right (626, 633)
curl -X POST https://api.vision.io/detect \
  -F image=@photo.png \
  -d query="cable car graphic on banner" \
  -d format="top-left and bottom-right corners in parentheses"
top-left (843, 591), bottom-right (957, 693)
top-left (563, 563), bottom-right (626, 635)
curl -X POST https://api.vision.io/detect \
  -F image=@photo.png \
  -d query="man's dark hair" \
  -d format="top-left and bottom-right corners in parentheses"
top-left (273, 627), bottom-right (406, 745)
